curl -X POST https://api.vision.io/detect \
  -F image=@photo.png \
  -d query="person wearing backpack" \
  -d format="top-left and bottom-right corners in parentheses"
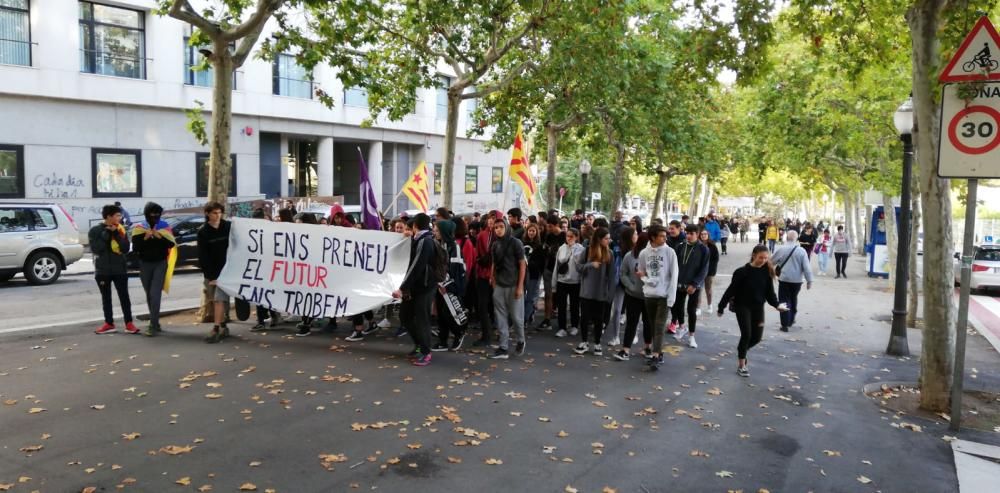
top-left (486, 216), bottom-right (527, 360)
top-left (394, 213), bottom-right (437, 366)
top-left (431, 218), bottom-right (469, 352)
top-left (473, 212), bottom-right (499, 347)
top-left (771, 230), bottom-right (813, 332)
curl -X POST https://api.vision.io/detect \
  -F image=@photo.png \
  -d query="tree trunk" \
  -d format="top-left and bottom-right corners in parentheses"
top-left (688, 175), bottom-right (700, 218)
top-left (652, 170), bottom-right (668, 220)
top-left (545, 124), bottom-right (559, 210)
top-left (697, 176), bottom-right (710, 217)
top-left (704, 184), bottom-right (714, 216)
top-left (855, 191), bottom-right (866, 255)
top-left (441, 90), bottom-right (462, 210)
top-left (611, 144), bottom-right (626, 213)
top-left (841, 190), bottom-right (854, 251)
top-left (208, 49), bottom-right (234, 203)
top-left (908, 0), bottom-right (955, 413)
top-left (882, 192), bottom-right (898, 281)
top-left (907, 191), bottom-right (922, 328)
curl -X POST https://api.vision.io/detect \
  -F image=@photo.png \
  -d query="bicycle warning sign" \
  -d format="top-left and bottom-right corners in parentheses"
top-left (938, 82), bottom-right (1000, 178)
top-left (940, 16), bottom-right (1000, 83)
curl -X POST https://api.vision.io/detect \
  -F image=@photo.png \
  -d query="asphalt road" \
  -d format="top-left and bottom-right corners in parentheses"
top-left (1, 240), bottom-right (999, 492)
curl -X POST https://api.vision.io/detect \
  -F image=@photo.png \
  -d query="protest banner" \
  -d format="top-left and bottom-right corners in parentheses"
top-left (216, 218), bottom-right (411, 318)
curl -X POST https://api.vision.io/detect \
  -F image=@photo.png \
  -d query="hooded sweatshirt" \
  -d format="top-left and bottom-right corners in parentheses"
top-left (619, 251), bottom-right (644, 299)
top-left (638, 244), bottom-right (679, 305)
top-left (577, 247), bottom-right (616, 301)
top-left (552, 242), bottom-right (585, 285)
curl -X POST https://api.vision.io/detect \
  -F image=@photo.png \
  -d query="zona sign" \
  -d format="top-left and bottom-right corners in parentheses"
top-left (938, 82), bottom-right (1000, 178)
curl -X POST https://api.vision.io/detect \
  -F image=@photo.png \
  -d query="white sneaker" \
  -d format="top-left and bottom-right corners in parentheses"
top-left (607, 337), bottom-right (620, 347)
top-left (555, 329), bottom-right (568, 338)
top-left (569, 327), bottom-right (579, 336)
top-left (695, 308), bottom-right (702, 316)
top-left (674, 325), bottom-right (689, 341)
top-left (269, 314), bottom-right (283, 327)
top-left (573, 342), bottom-right (589, 354)
top-left (688, 335), bottom-right (698, 348)
top-left (377, 318), bottom-right (392, 328)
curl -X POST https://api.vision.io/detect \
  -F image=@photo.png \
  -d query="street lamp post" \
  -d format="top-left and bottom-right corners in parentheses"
top-left (887, 96), bottom-right (914, 357)
top-left (579, 158), bottom-right (592, 212)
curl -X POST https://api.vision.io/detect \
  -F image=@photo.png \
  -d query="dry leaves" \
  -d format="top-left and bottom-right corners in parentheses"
top-left (19, 444), bottom-right (43, 453)
top-left (485, 458), bottom-right (503, 465)
top-left (204, 393), bottom-right (223, 399)
top-left (557, 430), bottom-right (570, 438)
top-left (823, 450), bottom-right (842, 457)
top-left (90, 404), bottom-right (106, 410)
top-left (239, 483), bottom-right (257, 491)
top-left (27, 407), bottom-right (45, 414)
top-left (447, 456), bottom-right (462, 464)
top-left (857, 476), bottom-right (873, 484)
top-left (690, 450), bottom-right (710, 458)
top-left (715, 470), bottom-right (734, 478)
top-left (176, 477), bottom-right (192, 486)
top-left (159, 445), bottom-right (194, 455)
top-left (122, 432), bottom-right (141, 441)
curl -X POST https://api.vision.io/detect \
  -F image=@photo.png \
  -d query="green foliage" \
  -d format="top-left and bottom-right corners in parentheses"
top-left (185, 100), bottom-right (208, 146)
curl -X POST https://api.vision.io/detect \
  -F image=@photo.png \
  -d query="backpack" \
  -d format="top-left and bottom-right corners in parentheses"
top-left (446, 241), bottom-right (467, 296)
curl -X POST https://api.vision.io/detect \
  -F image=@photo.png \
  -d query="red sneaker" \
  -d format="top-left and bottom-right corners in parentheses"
top-left (95, 323), bottom-right (117, 334)
top-left (667, 322), bottom-right (678, 334)
top-left (124, 322), bottom-right (140, 334)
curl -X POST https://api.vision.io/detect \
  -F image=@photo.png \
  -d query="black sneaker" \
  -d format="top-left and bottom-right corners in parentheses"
top-left (395, 326), bottom-right (408, 338)
top-left (488, 348), bottom-right (509, 360)
top-left (431, 343), bottom-right (450, 352)
top-left (250, 322), bottom-right (267, 332)
top-left (648, 354), bottom-right (663, 371)
top-left (204, 327), bottom-right (222, 344)
top-left (614, 350), bottom-right (630, 361)
top-left (361, 321), bottom-right (379, 335)
top-left (643, 347), bottom-right (653, 359)
top-left (345, 330), bottom-right (364, 342)
top-left (450, 334), bottom-right (466, 351)
top-left (473, 338), bottom-right (490, 347)
top-left (539, 318), bottom-right (551, 329)
top-left (779, 326), bottom-right (789, 332)
top-left (220, 325), bottom-right (230, 339)
top-left (737, 366), bottom-right (750, 377)
top-left (321, 319), bottom-right (338, 332)
top-left (406, 348), bottom-right (421, 359)
top-left (295, 324), bottom-right (312, 337)
top-left (593, 345), bottom-right (603, 357)
top-left (515, 341), bottom-right (525, 355)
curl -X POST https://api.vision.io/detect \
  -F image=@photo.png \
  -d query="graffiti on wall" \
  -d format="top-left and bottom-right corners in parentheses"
top-left (32, 173), bottom-right (86, 199)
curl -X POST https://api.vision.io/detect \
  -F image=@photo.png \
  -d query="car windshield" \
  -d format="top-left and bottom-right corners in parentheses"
top-left (976, 248), bottom-right (1000, 261)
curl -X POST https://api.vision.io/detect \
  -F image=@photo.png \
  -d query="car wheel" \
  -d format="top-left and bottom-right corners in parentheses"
top-left (24, 251), bottom-right (61, 285)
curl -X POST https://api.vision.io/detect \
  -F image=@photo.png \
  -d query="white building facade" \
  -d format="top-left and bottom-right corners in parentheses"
top-left (0, 0), bottom-right (514, 234)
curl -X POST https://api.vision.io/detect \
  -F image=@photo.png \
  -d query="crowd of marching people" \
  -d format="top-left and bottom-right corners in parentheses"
top-left (89, 201), bottom-right (851, 376)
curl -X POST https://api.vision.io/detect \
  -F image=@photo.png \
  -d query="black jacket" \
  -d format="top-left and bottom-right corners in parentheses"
top-left (89, 223), bottom-right (130, 276)
top-left (718, 263), bottom-right (779, 311)
top-left (197, 220), bottom-right (231, 281)
top-left (674, 241), bottom-right (710, 289)
top-left (401, 230), bottom-right (437, 293)
top-left (706, 241), bottom-right (719, 277)
top-left (132, 231), bottom-right (174, 263)
top-left (524, 240), bottom-right (546, 279)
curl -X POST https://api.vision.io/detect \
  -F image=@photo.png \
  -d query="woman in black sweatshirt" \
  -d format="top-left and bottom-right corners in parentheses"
top-left (717, 245), bottom-right (788, 377)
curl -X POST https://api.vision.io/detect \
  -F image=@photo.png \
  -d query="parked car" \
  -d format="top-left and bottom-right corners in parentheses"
top-left (126, 214), bottom-right (205, 270)
top-left (953, 244), bottom-right (1000, 294)
top-left (0, 203), bottom-right (84, 284)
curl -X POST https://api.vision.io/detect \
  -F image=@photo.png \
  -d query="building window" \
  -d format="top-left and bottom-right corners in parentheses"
top-left (466, 97), bottom-right (478, 129)
top-left (491, 167), bottom-right (503, 193)
top-left (195, 153), bottom-right (237, 197)
top-left (464, 166), bottom-right (477, 194)
top-left (436, 76), bottom-right (451, 121)
top-left (0, 0), bottom-right (30, 66)
top-left (433, 163), bottom-right (442, 194)
top-left (79, 1), bottom-right (146, 80)
top-left (92, 148), bottom-right (141, 198)
top-left (344, 86), bottom-right (368, 107)
top-left (0, 144), bottom-right (24, 198)
top-left (183, 35), bottom-right (236, 88)
top-left (273, 54), bottom-right (313, 98)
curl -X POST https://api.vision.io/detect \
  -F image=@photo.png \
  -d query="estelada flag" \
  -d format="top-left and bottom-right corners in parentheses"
top-left (508, 123), bottom-right (537, 207)
top-left (402, 161), bottom-right (431, 212)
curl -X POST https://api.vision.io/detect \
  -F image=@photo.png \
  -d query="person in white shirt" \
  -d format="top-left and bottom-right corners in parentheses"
top-left (552, 228), bottom-right (585, 338)
top-left (637, 224), bottom-right (679, 370)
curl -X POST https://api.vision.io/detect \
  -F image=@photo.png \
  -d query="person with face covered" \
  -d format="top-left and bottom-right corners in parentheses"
top-left (131, 202), bottom-right (177, 336)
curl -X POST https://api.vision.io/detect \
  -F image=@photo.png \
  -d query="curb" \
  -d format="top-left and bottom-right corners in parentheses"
top-left (0, 303), bottom-right (201, 338)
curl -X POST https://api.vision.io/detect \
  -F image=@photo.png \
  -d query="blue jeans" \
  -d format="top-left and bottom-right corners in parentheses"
top-left (524, 276), bottom-right (541, 324)
top-left (817, 252), bottom-right (830, 273)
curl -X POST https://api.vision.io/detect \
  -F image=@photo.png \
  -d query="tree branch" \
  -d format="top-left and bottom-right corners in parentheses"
top-left (167, 0), bottom-right (220, 35)
top-left (222, 0), bottom-right (283, 42)
top-left (462, 60), bottom-right (536, 98)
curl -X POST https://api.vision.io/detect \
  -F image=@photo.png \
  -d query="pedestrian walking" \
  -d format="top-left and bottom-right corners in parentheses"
top-left (487, 217), bottom-right (527, 360)
top-left (552, 228), bottom-right (585, 338)
top-left (771, 230), bottom-right (813, 332)
top-left (604, 226), bottom-right (632, 348)
top-left (816, 229), bottom-right (832, 276)
top-left (573, 227), bottom-right (616, 356)
top-left (799, 224), bottom-right (817, 260)
top-left (614, 230), bottom-right (648, 361)
top-left (90, 204), bottom-right (138, 335)
top-left (766, 221), bottom-right (779, 253)
top-left (431, 218), bottom-right (469, 352)
top-left (395, 213), bottom-right (436, 366)
top-left (699, 229), bottom-right (720, 314)
top-left (719, 219), bottom-right (730, 255)
top-left (130, 202), bottom-right (176, 337)
top-left (521, 223), bottom-right (546, 329)
top-left (704, 214), bottom-right (722, 243)
top-left (540, 214), bottom-right (566, 330)
top-left (197, 201), bottom-right (232, 344)
top-left (717, 245), bottom-right (788, 377)
top-left (832, 225), bottom-right (851, 278)
top-left (670, 225), bottom-right (710, 348)
top-left (637, 224), bottom-right (679, 370)
top-left (757, 219), bottom-right (767, 245)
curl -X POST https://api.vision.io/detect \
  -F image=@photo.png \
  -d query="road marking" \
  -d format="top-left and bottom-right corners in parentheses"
top-left (965, 294), bottom-right (1000, 353)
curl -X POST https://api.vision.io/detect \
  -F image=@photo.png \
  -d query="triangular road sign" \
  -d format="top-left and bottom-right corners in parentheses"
top-left (940, 16), bottom-right (1000, 83)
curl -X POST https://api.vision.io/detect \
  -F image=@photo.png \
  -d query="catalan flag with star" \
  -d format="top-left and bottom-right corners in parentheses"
top-left (402, 161), bottom-right (431, 212)
top-left (508, 122), bottom-right (537, 207)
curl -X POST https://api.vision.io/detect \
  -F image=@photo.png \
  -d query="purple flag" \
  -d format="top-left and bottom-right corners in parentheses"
top-left (357, 147), bottom-right (382, 231)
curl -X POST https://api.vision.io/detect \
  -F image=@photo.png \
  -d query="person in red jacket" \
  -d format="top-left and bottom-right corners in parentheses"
top-left (473, 211), bottom-right (499, 346)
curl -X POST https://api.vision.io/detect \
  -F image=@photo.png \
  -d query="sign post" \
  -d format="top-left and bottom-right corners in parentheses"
top-left (591, 192), bottom-right (602, 212)
top-left (938, 16), bottom-right (1000, 432)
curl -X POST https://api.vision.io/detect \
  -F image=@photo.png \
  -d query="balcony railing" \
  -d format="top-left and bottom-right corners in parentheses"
top-left (80, 48), bottom-right (151, 80)
top-left (0, 38), bottom-right (34, 66)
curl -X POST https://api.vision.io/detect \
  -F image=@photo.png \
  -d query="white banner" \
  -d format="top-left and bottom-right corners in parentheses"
top-left (217, 218), bottom-right (411, 318)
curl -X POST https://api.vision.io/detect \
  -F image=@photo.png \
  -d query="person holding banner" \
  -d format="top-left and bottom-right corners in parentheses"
top-left (394, 214), bottom-right (436, 366)
top-left (198, 202), bottom-right (232, 344)
top-left (131, 202), bottom-right (176, 337)
top-left (431, 218), bottom-right (468, 352)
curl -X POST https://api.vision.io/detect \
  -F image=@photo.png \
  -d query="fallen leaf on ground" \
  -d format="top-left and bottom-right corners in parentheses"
top-left (82, 488), bottom-right (97, 493)
top-left (204, 393), bottom-right (223, 399)
top-left (122, 432), bottom-right (141, 441)
top-left (707, 388), bottom-right (723, 396)
top-left (90, 404), bottom-right (106, 410)
top-left (603, 488), bottom-right (618, 493)
top-left (565, 486), bottom-right (578, 493)
top-left (407, 443), bottom-right (422, 450)
top-left (485, 458), bottom-right (503, 465)
top-left (159, 445), bottom-right (194, 455)
top-left (447, 456), bottom-right (462, 463)
top-left (198, 486), bottom-right (213, 492)
top-left (715, 470), bottom-right (734, 478)
top-left (557, 430), bottom-right (569, 438)
top-left (19, 445), bottom-right (43, 453)
top-left (28, 408), bottom-right (45, 414)
top-left (176, 477), bottom-right (192, 486)
top-left (857, 476), bottom-right (872, 484)
top-left (0, 484), bottom-right (14, 492)
top-left (690, 450), bottom-right (710, 458)
top-left (823, 450), bottom-right (842, 457)
top-left (239, 483), bottom-right (257, 491)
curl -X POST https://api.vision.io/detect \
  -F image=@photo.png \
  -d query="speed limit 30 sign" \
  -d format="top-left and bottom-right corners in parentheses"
top-left (938, 82), bottom-right (1000, 178)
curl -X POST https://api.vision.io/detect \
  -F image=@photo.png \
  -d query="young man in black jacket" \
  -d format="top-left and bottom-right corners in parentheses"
top-left (394, 213), bottom-right (437, 366)
top-left (89, 204), bottom-right (138, 335)
top-left (197, 201), bottom-right (232, 344)
top-left (669, 225), bottom-right (710, 348)
top-left (131, 202), bottom-right (176, 336)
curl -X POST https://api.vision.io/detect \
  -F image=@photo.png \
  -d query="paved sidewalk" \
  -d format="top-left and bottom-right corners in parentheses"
top-left (1, 241), bottom-right (998, 492)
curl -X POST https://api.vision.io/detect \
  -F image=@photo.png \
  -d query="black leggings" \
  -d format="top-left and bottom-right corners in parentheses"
top-left (350, 310), bottom-right (374, 327)
top-left (555, 282), bottom-right (580, 331)
top-left (436, 291), bottom-right (465, 345)
top-left (579, 299), bottom-right (609, 344)
top-left (735, 303), bottom-right (766, 359)
top-left (834, 253), bottom-right (849, 275)
top-left (720, 237), bottom-right (728, 254)
top-left (671, 287), bottom-right (701, 333)
top-left (622, 293), bottom-right (649, 348)
top-left (96, 274), bottom-right (132, 324)
top-left (256, 305), bottom-right (277, 323)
